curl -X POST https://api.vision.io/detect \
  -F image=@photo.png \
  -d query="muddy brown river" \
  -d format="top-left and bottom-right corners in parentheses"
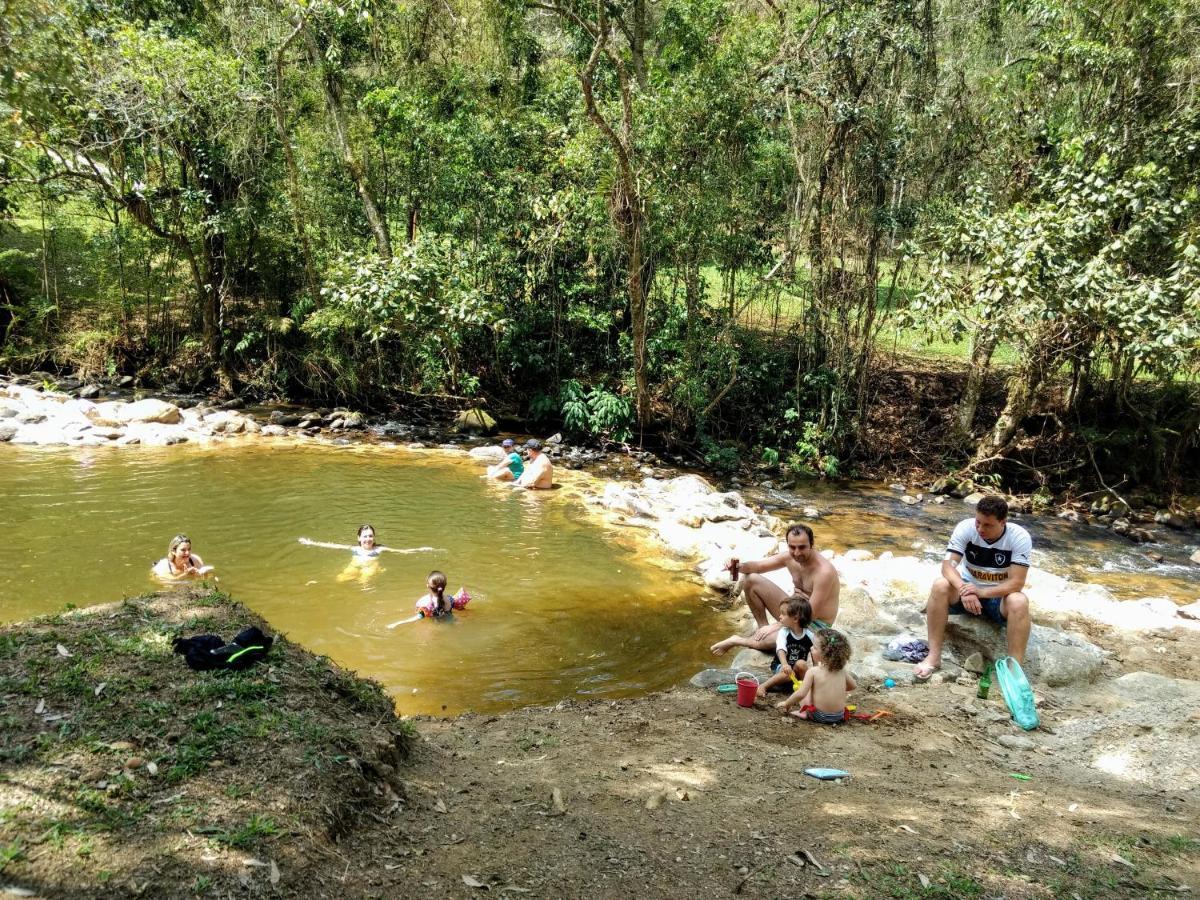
top-left (2, 441), bottom-right (1195, 713)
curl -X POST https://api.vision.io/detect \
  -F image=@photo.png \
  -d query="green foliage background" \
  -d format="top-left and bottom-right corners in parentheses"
top-left (1, 0), bottom-right (1197, 485)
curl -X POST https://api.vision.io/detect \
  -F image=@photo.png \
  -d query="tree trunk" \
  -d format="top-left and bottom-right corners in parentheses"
top-left (272, 23), bottom-right (320, 304)
top-left (577, 5), bottom-right (651, 433)
top-left (626, 206), bottom-right (650, 430)
top-left (956, 330), bottom-right (997, 443)
top-left (302, 25), bottom-right (392, 260)
top-left (684, 257), bottom-right (700, 362)
top-left (201, 230), bottom-right (225, 364)
top-left (973, 328), bottom-right (1058, 462)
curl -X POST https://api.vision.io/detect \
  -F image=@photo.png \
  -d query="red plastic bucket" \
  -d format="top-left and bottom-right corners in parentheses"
top-left (735, 672), bottom-right (759, 708)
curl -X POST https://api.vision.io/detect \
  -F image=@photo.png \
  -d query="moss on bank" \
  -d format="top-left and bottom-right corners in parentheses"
top-left (0, 588), bottom-right (412, 897)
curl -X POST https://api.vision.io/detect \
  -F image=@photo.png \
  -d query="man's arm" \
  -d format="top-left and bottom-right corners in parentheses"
top-left (737, 551), bottom-right (790, 576)
top-left (941, 552), bottom-right (965, 589)
top-left (972, 565), bottom-right (1028, 599)
top-left (518, 456), bottom-right (548, 485)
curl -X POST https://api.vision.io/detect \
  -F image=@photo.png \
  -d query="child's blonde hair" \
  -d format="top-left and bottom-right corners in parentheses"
top-left (816, 629), bottom-right (851, 671)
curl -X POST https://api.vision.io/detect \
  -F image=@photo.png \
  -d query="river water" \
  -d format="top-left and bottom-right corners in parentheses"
top-left (0, 442), bottom-right (727, 714)
top-left (2, 442), bottom-right (1196, 714)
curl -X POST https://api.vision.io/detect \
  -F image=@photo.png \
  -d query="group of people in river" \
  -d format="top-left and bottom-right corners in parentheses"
top-left (154, 524), bottom-right (460, 622)
top-left (484, 437), bottom-right (555, 489)
top-left (150, 435), bottom-right (557, 621)
top-left (711, 494), bottom-right (1033, 724)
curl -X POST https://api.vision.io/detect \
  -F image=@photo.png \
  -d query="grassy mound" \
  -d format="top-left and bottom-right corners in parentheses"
top-left (0, 588), bottom-right (411, 897)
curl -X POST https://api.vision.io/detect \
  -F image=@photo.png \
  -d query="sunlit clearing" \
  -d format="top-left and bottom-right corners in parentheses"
top-left (643, 763), bottom-right (716, 789)
top-left (1092, 751), bottom-right (1131, 777)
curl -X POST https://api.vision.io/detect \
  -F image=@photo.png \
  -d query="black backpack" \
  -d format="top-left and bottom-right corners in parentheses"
top-left (173, 626), bottom-right (273, 671)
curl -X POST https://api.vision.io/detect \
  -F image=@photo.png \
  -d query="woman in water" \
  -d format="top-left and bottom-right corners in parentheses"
top-left (299, 524), bottom-right (437, 557)
top-left (299, 525), bottom-right (438, 583)
top-left (152, 534), bottom-right (214, 580)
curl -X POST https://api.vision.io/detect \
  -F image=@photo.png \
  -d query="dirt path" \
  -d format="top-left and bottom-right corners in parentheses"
top-left (2, 591), bottom-right (1196, 899)
top-left (371, 685), bottom-right (1197, 898)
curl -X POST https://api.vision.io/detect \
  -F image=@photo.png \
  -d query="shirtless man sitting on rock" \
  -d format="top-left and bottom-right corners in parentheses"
top-left (710, 523), bottom-right (840, 656)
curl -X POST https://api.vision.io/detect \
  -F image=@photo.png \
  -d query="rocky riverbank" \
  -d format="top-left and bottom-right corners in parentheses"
top-left (0, 377), bottom-right (635, 474)
top-left (556, 470), bottom-right (1200, 793)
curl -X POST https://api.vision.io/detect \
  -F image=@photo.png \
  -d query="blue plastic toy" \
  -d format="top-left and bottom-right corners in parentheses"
top-left (994, 656), bottom-right (1039, 731)
top-left (884, 678), bottom-right (896, 689)
top-left (805, 768), bottom-right (851, 781)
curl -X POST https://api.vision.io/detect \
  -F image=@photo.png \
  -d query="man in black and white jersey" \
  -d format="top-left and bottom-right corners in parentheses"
top-left (913, 494), bottom-right (1033, 680)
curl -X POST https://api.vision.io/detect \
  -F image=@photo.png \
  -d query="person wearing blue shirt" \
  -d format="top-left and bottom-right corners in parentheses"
top-left (487, 438), bottom-right (525, 482)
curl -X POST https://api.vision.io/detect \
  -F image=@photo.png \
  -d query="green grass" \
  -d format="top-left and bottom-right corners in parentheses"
top-left (1160, 834), bottom-right (1200, 855)
top-left (213, 815), bottom-right (279, 849)
top-left (0, 841), bottom-right (26, 874)
top-left (859, 863), bottom-right (985, 899)
top-left (515, 729), bottom-right (561, 751)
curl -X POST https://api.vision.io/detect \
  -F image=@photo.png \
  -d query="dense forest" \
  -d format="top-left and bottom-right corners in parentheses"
top-left (1, 0), bottom-right (1198, 492)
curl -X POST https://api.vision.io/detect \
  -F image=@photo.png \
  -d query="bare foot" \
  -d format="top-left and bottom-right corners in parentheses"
top-left (787, 708), bottom-right (810, 720)
top-left (913, 659), bottom-right (941, 681)
top-left (710, 636), bottom-right (742, 656)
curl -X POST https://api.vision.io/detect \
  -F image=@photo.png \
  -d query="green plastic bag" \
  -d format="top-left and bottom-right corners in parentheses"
top-left (994, 656), bottom-right (1039, 731)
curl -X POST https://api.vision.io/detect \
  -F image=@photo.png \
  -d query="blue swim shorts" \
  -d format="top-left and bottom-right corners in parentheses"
top-left (948, 596), bottom-right (1006, 625)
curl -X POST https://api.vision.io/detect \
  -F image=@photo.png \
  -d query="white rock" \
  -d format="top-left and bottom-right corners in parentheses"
top-left (10, 422), bottom-right (71, 445)
top-left (115, 398), bottom-right (182, 425)
top-left (468, 445), bottom-right (506, 463)
top-left (843, 549), bottom-right (875, 562)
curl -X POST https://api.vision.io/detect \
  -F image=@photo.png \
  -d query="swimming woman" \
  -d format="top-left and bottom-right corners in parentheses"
top-left (152, 534), bottom-right (214, 580)
top-left (300, 525), bottom-right (438, 584)
top-left (299, 524), bottom-right (438, 558)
